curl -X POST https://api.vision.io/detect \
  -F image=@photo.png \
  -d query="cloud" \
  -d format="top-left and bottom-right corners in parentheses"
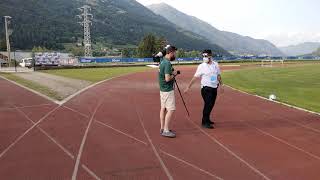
top-left (137, 0), bottom-right (320, 47)
top-left (264, 32), bottom-right (320, 47)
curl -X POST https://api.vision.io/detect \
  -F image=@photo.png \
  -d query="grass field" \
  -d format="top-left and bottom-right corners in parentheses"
top-left (2, 62), bottom-right (319, 110)
top-left (0, 72), bottom-right (63, 100)
top-left (223, 63), bottom-right (320, 113)
top-left (41, 67), bottom-right (149, 83)
top-left (0, 67), bottom-right (149, 101)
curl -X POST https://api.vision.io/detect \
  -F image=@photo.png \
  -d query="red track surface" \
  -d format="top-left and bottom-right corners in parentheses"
top-left (0, 66), bottom-right (319, 180)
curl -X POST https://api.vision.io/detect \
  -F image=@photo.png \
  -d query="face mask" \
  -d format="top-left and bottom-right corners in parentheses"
top-left (203, 57), bottom-right (210, 63)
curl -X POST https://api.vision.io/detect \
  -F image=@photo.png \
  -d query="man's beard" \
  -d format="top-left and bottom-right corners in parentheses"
top-left (170, 55), bottom-right (176, 61)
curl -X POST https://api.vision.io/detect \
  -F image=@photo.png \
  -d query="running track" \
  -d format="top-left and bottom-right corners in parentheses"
top-left (0, 66), bottom-right (319, 180)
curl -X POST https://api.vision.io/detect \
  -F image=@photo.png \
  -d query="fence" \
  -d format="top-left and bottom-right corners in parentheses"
top-left (79, 57), bottom-right (203, 63)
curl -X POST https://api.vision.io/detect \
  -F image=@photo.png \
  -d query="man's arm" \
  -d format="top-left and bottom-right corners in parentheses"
top-left (184, 76), bottom-right (198, 93)
top-left (165, 73), bottom-right (176, 82)
top-left (164, 62), bottom-right (176, 82)
top-left (184, 65), bottom-right (202, 93)
top-left (216, 62), bottom-right (223, 86)
top-left (218, 74), bottom-right (223, 86)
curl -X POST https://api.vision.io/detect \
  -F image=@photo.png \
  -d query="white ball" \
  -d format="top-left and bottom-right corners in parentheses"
top-left (269, 94), bottom-right (277, 101)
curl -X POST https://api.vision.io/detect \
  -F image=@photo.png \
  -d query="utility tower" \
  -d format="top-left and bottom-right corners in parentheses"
top-left (4, 16), bottom-right (12, 65)
top-left (77, 5), bottom-right (93, 57)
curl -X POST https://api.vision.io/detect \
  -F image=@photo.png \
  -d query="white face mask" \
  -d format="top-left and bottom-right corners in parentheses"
top-left (203, 57), bottom-right (210, 63)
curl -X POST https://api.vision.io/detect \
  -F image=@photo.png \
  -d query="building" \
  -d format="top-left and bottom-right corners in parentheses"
top-left (0, 53), bottom-right (8, 61)
top-left (0, 58), bottom-right (7, 65)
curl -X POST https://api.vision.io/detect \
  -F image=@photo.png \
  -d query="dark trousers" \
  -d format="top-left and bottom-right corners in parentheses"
top-left (201, 86), bottom-right (217, 125)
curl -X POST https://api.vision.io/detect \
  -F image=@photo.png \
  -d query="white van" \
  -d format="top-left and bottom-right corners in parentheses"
top-left (20, 58), bottom-right (33, 68)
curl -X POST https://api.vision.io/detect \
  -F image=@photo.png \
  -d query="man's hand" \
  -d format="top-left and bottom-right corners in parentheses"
top-left (172, 71), bottom-right (177, 77)
top-left (218, 75), bottom-right (223, 87)
top-left (184, 77), bottom-right (197, 94)
top-left (165, 74), bottom-right (175, 82)
top-left (219, 84), bottom-right (225, 94)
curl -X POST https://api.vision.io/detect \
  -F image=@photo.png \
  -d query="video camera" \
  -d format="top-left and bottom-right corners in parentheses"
top-left (153, 45), bottom-right (171, 63)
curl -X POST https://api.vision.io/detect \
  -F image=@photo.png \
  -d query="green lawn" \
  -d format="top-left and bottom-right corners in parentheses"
top-left (222, 63), bottom-right (320, 113)
top-left (0, 67), bottom-right (149, 101)
top-left (0, 72), bottom-right (63, 100)
top-left (41, 67), bottom-right (149, 83)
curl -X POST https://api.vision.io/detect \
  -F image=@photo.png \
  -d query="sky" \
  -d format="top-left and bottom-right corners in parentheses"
top-left (136, 0), bottom-right (320, 47)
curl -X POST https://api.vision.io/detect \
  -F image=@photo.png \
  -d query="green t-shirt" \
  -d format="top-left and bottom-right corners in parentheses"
top-left (159, 58), bottom-right (174, 92)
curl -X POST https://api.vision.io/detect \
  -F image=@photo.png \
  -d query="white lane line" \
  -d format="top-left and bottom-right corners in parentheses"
top-left (0, 103), bottom-right (53, 111)
top-left (250, 105), bottom-right (320, 135)
top-left (186, 116), bottom-right (271, 180)
top-left (95, 120), bottom-right (148, 146)
top-left (16, 105), bottom-right (102, 179)
top-left (242, 121), bottom-right (320, 161)
top-left (71, 100), bottom-right (103, 180)
top-left (59, 71), bottom-right (146, 105)
top-left (0, 105), bottom-right (60, 159)
top-left (15, 106), bottom-right (75, 159)
top-left (64, 106), bottom-right (148, 146)
top-left (133, 103), bottom-right (173, 180)
top-left (160, 150), bottom-right (224, 180)
top-left (288, 121), bottom-right (320, 134)
top-left (0, 75), bottom-right (60, 105)
top-left (221, 65), bottom-right (241, 67)
top-left (16, 103), bottom-right (54, 109)
top-left (82, 164), bottom-right (101, 180)
top-left (63, 106), bottom-right (90, 118)
top-left (39, 127), bottom-right (75, 159)
top-left (65, 97), bottom-right (150, 180)
top-left (224, 88), bottom-right (320, 135)
top-left (1, 65), bottom-right (144, 106)
top-left (226, 85), bottom-right (320, 116)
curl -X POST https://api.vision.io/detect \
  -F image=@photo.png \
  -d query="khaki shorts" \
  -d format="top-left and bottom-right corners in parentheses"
top-left (160, 90), bottom-right (176, 111)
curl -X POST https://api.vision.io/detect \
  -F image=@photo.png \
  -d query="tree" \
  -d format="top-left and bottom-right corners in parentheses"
top-left (93, 51), bottom-right (106, 57)
top-left (155, 36), bottom-right (168, 53)
top-left (132, 48), bottom-right (139, 58)
top-left (186, 50), bottom-right (200, 58)
top-left (313, 47), bottom-right (320, 56)
top-left (32, 46), bottom-right (48, 53)
top-left (137, 34), bottom-right (157, 58)
top-left (70, 47), bottom-right (84, 57)
top-left (176, 48), bottom-right (186, 58)
top-left (0, 39), bottom-right (6, 51)
top-left (121, 48), bottom-right (130, 58)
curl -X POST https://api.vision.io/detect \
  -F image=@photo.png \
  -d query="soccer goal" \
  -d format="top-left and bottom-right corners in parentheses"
top-left (261, 59), bottom-right (284, 67)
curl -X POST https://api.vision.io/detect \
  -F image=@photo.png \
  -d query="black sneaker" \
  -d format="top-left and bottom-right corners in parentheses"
top-left (203, 121), bottom-right (214, 125)
top-left (202, 124), bottom-right (214, 129)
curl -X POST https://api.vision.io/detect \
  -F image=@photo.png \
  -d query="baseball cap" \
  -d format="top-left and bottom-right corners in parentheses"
top-left (202, 49), bottom-right (212, 56)
top-left (166, 45), bottom-right (177, 53)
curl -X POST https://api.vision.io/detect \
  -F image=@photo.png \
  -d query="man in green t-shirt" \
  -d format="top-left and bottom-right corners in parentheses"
top-left (158, 45), bottom-right (177, 138)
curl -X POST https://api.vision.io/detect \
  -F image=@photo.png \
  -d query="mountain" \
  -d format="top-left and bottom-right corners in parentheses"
top-left (311, 47), bottom-right (320, 56)
top-left (279, 42), bottom-right (320, 56)
top-left (148, 3), bottom-right (284, 56)
top-left (0, 0), bottom-right (229, 55)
